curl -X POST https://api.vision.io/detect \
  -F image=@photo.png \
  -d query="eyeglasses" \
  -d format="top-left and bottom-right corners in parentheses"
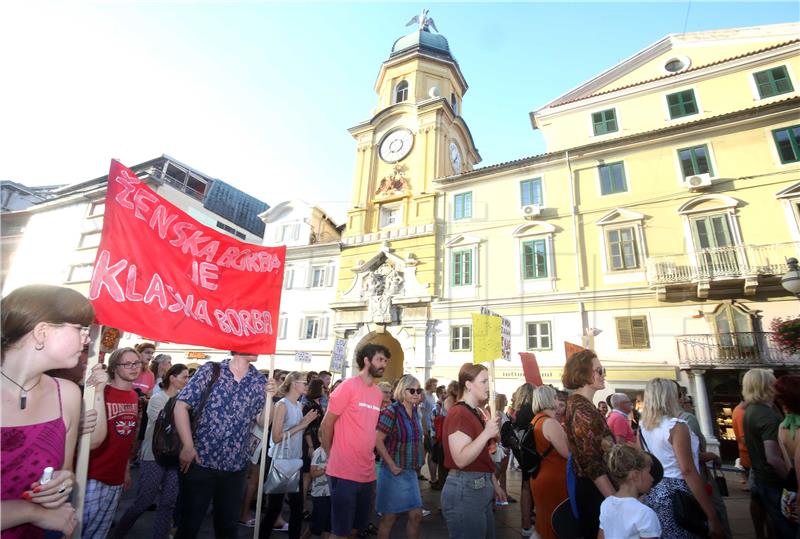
top-left (405, 388), bottom-right (423, 395)
top-left (594, 367), bottom-right (606, 376)
top-left (117, 362), bottom-right (142, 370)
top-left (50, 323), bottom-right (91, 338)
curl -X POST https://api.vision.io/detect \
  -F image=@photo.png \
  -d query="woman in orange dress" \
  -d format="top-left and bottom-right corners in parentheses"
top-left (529, 386), bottom-right (570, 539)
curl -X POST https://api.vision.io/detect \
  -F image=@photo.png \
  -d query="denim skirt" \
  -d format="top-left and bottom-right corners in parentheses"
top-left (376, 466), bottom-right (422, 514)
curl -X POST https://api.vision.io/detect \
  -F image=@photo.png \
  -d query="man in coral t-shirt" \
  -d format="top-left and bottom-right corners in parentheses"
top-left (320, 344), bottom-right (387, 539)
top-left (606, 393), bottom-right (635, 445)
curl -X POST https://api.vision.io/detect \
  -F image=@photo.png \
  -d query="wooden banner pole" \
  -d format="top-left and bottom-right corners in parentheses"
top-left (488, 360), bottom-right (497, 418)
top-left (253, 355), bottom-right (276, 538)
top-left (73, 324), bottom-right (102, 538)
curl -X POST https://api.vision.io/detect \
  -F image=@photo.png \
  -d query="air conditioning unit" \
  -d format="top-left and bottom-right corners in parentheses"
top-left (521, 204), bottom-right (541, 218)
top-left (686, 174), bottom-right (712, 189)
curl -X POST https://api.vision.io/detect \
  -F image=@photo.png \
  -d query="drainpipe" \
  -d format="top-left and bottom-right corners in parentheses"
top-left (566, 150), bottom-right (589, 343)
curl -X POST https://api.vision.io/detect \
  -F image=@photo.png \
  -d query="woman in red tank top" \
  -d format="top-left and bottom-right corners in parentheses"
top-left (1, 285), bottom-right (94, 538)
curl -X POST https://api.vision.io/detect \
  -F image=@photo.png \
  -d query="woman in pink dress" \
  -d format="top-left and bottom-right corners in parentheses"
top-left (1, 284), bottom-right (94, 538)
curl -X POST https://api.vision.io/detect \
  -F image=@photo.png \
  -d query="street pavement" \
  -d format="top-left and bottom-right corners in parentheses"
top-left (113, 465), bottom-right (756, 538)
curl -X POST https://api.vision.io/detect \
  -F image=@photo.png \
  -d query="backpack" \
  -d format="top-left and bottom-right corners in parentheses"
top-left (152, 362), bottom-right (221, 467)
top-left (499, 420), bottom-right (524, 461)
top-left (518, 415), bottom-right (553, 479)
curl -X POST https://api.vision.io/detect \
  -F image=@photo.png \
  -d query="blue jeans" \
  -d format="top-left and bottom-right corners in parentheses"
top-left (440, 470), bottom-right (495, 539)
top-left (752, 481), bottom-right (797, 539)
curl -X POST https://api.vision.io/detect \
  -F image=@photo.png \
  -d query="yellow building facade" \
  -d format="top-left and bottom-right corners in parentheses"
top-left (334, 19), bottom-right (800, 456)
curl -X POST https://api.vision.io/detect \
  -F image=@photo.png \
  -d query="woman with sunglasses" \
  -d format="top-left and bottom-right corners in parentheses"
top-left (260, 371), bottom-right (319, 539)
top-left (1, 284), bottom-right (94, 538)
top-left (373, 375), bottom-right (426, 539)
top-left (562, 350), bottom-right (616, 539)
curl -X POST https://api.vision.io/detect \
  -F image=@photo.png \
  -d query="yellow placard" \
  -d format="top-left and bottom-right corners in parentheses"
top-left (471, 313), bottom-right (503, 364)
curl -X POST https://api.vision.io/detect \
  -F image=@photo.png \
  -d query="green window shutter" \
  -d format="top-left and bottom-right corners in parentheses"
top-left (631, 317), bottom-right (650, 348)
top-left (463, 250), bottom-right (473, 285)
top-left (754, 66), bottom-right (794, 98)
top-left (616, 318), bottom-right (633, 348)
top-left (522, 240), bottom-right (547, 279)
top-left (592, 109), bottom-right (618, 135)
top-left (667, 90), bottom-right (698, 119)
top-left (677, 145), bottom-right (713, 177)
top-left (773, 125), bottom-right (800, 164)
top-left (452, 251), bottom-right (462, 285)
top-left (452, 250), bottom-right (473, 286)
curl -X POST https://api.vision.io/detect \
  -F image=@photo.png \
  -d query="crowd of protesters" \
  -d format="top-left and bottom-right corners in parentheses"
top-left (3, 284), bottom-right (800, 539)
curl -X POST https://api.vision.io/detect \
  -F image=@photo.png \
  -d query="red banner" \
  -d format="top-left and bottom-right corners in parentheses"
top-left (89, 160), bottom-right (285, 354)
top-left (518, 352), bottom-right (543, 386)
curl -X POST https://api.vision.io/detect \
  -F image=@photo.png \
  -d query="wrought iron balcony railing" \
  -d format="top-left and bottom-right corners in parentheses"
top-left (646, 242), bottom-right (799, 285)
top-left (675, 332), bottom-right (800, 369)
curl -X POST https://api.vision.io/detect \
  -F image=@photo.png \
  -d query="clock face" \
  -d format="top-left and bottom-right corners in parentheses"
top-left (449, 142), bottom-right (462, 174)
top-left (379, 129), bottom-right (414, 163)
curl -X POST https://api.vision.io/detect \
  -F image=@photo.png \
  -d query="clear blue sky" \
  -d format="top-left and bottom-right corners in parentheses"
top-left (1, 2), bottom-right (797, 223)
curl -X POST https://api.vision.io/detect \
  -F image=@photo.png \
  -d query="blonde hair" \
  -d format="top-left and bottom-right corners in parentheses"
top-left (742, 368), bottom-right (775, 405)
top-left (531, 385), bottom-right (557, 414)
top-left (512, 383), bottom-right (534, 412)
top-left (641, 378), bottom-right (683, 429)
top-left (378, 381), bottom-right (393, 395)
top-left (278, 371), bottom-right (305, 397)
top-left (495, 393), bottom-right (508, 412)
top-left (394, 374), bottom-right (420, 403)
top-left (605, 444), bottom-right (650, 485)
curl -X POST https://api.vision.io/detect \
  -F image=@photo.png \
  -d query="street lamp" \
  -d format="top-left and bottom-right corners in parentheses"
top-left (781, 257), bottom-right (800, 297)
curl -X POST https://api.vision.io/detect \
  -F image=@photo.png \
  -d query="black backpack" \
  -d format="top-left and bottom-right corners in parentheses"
top-left (518, 415), bottom-right (553, 479)
top-left (152, 362), bottom-right (221, 467)
top-left (500, 420), bottom-right (525, 461)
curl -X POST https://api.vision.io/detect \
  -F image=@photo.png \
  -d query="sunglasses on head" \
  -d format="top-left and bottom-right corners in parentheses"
top-left (405, 388), bottom-right (423, 395)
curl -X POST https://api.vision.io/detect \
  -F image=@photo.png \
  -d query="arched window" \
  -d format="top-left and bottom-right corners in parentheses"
top-left (395, 81), bottom-right (409, 103)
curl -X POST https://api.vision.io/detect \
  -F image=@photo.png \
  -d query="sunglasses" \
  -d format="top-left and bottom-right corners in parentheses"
top-left (405, 388), bottom-right (423, 395)
top-left (594, 367), bottom-right (606, 376)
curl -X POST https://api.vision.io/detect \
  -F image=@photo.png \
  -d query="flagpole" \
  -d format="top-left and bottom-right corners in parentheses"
top-left (253, 354), bottom-right (276, 538)
top-left (73, 324), bottom-right (102, 538)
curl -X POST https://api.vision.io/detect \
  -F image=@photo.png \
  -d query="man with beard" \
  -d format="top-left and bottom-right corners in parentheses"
top-left (320, 344), bottom-right (388, 539)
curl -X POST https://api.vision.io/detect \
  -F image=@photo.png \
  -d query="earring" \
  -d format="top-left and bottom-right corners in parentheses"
top-left (34, 342), bottom-right (45, 351)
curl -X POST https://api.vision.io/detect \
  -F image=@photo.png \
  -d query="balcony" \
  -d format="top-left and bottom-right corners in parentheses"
top-left (144, 168), bottom-right (207, 203)
top-left (676, 332), bottom-right (800, 369)
top-left (646, 242), bottom-right (799, 299)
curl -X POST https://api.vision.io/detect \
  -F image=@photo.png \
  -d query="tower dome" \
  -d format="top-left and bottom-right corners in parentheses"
top-left (390, 29), bottom-right (453, 61)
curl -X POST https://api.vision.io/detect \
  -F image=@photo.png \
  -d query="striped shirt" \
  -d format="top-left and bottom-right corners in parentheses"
top-left (377, 400), bottom-right (424, 470)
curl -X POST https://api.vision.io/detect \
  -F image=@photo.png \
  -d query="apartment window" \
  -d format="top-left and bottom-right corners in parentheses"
top-left (520, 178), bottom-right (543, 207)
top-left (616, 316), bottom-right (650, 349)
top-left (678, 144), bottom-right (713, 178)
top-left (78, 231), bottom-right (102, 249)
top-left (380, 204), bottom-right (402, 228)
top-left (521, 239), bottom-right (548, 279)
top-left (216, 221), bottom-right (246, 240)
top-left (666, 89), bottom-right (698, 119)
top-left (606, 227), bottom-right (639, 270)
top-left (451, 92), bottom-right (458, 115)
top-left (526, 321), bottom-right (552, 350)
top-left (87, 201), bottom-right (105, 217)
top-left (599, 162), bottom-right (627, 195)
top-left (454, 192), bottom-right (472, 220)
top-left (451, 249), bottom-right (473, 286)
top-left (66, 264), bottom-right (94, 283)
top-left (592, 109), bottom-right (618, 135)
top-left (303, 317), bottom-right (320, 339)
top-left (754, 66), bottom-right (794, 98)
top-left (280, 223), bottom-right (300, 242)
top-left (283, 268), bottom-right (294, 289)
top-left (395, 80), bottom-right (409, 103)
top-left (773, 125), bottom-right (800, 164)
top-left (310, 266), bottom-right (326, 288)
top-left (450, 326), bottom-right (472, 351)
top-left (278, 317), bottom-right (287, 340)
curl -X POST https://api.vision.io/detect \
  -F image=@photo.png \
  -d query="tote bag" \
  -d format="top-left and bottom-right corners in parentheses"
top-left (264, 431), bottom-right (303, 494)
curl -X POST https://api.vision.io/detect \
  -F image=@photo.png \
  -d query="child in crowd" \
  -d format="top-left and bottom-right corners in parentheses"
top-left (302, 446), bottom-right (331, 539)
top-left (599, 445), bottom-right (662, 539)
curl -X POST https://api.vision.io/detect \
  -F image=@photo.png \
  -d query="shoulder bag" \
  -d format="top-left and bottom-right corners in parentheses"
top-left (264, 431), bottom-right (303, 494)
top-left (153, 362), bottom-right (221, 467)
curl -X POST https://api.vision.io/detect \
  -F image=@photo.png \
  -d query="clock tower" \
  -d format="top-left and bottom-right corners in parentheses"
top-left (332, 12), bottom-right (480, 380)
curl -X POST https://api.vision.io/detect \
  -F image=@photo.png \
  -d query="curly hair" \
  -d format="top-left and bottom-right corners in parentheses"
top-left (561, 350), bottom-right (597, 390)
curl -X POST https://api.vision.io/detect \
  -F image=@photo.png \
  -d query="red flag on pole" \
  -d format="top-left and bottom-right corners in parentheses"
top-left (564, 341), bottom-right (586, 361)
top-left (88, 160), bottom-right (285, 354)
top-left (519, 352), bottom-right (543, 386)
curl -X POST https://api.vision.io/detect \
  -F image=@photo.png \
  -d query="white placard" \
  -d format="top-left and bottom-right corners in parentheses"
top-left (330, 338), bottom-right (346, 372)
top-left (295, 351), bottom-right (312, 363)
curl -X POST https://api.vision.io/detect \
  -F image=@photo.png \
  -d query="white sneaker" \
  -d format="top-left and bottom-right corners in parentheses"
top-left (521, 528), bottom-right (534, 537)
top-left (421, 508), bottom-right (431, 517)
